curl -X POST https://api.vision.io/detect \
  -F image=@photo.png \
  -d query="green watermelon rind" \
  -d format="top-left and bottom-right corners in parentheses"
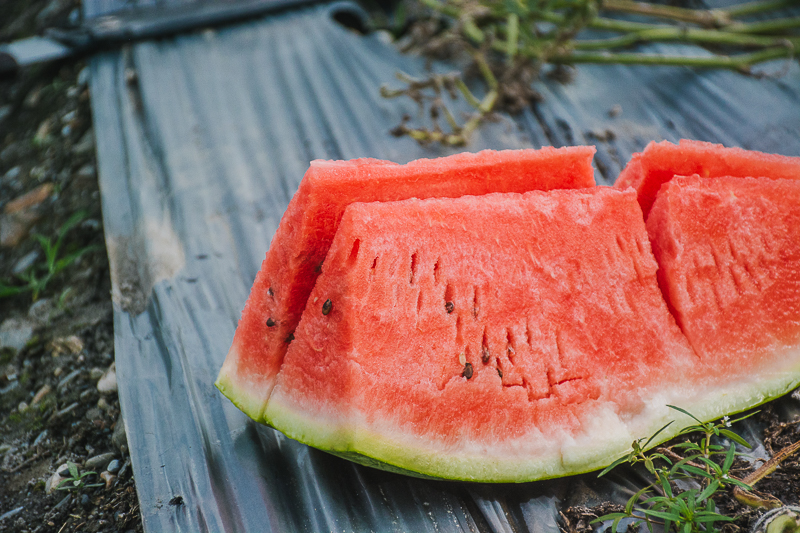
top-left (260, 360), bottom-right (800, 483)
top-left (215, 349), bottom-right (267, 422)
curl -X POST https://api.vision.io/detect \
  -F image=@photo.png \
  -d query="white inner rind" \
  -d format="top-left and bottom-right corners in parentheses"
top-left (215, 343), bottom-right (271, 422)
top-left (262, 350), bottom-right (800, 482)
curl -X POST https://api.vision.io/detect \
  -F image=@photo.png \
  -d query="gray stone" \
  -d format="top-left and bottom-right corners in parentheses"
top-left (89, 367), bottom-right (104, 380)
top-left (0, 506), bottom-right (24, 522)
top-left (54, 402), bottom-right (79, 418)
top-left (3, 165), bottom-right (21, 181)
top-left (74, 129), bottom-right (94, 155)
top-left (57, 369), bottom-right (82, 392)
top-left (46, 471), bottom-right (64, 494)
top-left (0, 318), bottom-right (36, 353)
top-left (32, 429), bottom-right (48, 446)
top-left (112, 417), bottom-right (128, 454)
top-left (85, 452), bottom-right (116, 472)
top-left (77, 67), bottom-right (89, 87)
top-left (77, 164), bottom-right (95, 178)
top-left (97, 364), bottom-right (116, 394)
top-left (28, 297), bottom-right (62, 324)
top-left (12, 251), bottom-right (40, 275)
top-left (85, 407), bottom-right (102, 421)
top-left (106, 459), bottom-right (121, 474)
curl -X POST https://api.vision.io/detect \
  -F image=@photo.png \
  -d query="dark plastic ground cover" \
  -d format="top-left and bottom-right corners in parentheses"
top-left (84, 0), bottom-right (800, 530)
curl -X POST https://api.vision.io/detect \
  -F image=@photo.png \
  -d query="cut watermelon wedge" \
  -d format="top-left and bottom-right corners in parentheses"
top-left (216, 147), bottom-right (596, 421)
top-left (648, 175), bottom-right (800, 381)
top-left (615, 140), bottom-right (800, 218)
top-left (263, 188), bottom-right (700, 482)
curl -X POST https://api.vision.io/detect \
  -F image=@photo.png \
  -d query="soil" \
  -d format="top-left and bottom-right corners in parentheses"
top-left (0, 1), bottom-right (143, 531)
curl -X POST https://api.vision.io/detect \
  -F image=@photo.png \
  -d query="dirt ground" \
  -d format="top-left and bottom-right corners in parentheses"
top-left (1, 1), bottom-right (799, 532)
top-left (0, 0), bottom-right (143, 531)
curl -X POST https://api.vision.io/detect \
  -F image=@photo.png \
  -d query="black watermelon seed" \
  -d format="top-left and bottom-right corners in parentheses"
top-left (497, 368), bottom-right (503, 378)
top-left (268, 287), bottom-right (274, 297)
top-left (445, 301), bottom-right (454, 314)
top-left (266, 318), bottom-right (276, 327)
top-left (462, 362), bottom-right (473, 379)
top-left (481, 346), bottom-right (491, 364)
top-left (285, 332), bottom-right (295, 343)
top-left (322, 299), bottom-right (333, 315)
top-left (315, 260), bottom-right (324, 273)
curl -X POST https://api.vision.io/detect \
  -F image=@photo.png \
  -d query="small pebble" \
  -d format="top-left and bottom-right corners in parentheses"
top-left (100, 471), bottom-right (116, 489)
top-left (56, 463), bottom-right (70, 477)
top-left (97, 364), bottom-right (117, 394)
top-left (112, 417), bottom-right (128, 454)
top-left (54, 367), bottom-right (63, 377)
top-left (32, 429), bottom-right (48, 446)
top-left (77, 67), bottom-right (89, 87)
top-left (54, 402), bottom-right (79, 418)
top-left (18, 401), bottom-right (28, 411)
top-left (28, 298), bottom-right (54, 322)
top-left (97, 397), bottom-right (110, 411)
top-left (89, 367), bottom-right (104, 380)
top-left (0, 506), bottom-right (24, 522)
top-left (80, 493), bottom-right (90, 507)
top-left (106, 459), bottom-right (121, 474)
top-left (12, 251), bottom-right (40, 275)
top-left (32, 384), bottom-right (51, 404)
top-left (3, 165), bottom-right (21, 181)
top-left (85, 407), bottom-right (102, 421)
top-left (0, 318), bottom-right (36, 353)
top-left (45, 472), bottom-right (64, 494)
top-left (85, 452), bottom-right (116, 472)
top-left (77, 164), bottom-right (95, 178)
top-left (57, 369), bottom-right (82, 391)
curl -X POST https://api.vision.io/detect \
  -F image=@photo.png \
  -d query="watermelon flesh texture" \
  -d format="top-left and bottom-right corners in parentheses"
top-left (615, 139), bottom-right (800, 218)
top-left (264, 187), bottom-right (700, 482)
top-left (217, 147), bottom-right (596, 420)
top-left (647, 175), bottom-right (800, 383)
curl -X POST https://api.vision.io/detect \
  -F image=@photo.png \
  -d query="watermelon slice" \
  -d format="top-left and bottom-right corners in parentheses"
top-left (217, 147), bottom-right (596, 420)
top-left (647, 175), bottom-right (800, 408)
top-left (263, 187), bottom-right (700, 482)
top-left (615, 139), bottom-right (800, 218)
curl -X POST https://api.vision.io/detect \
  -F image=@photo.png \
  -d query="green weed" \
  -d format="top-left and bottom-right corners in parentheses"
top-left (0, 211), bottom-right (99, 301)
top-left (593, 406), bottom-right (756, 533)
top-left (57, 461), bottom-right (103, 492)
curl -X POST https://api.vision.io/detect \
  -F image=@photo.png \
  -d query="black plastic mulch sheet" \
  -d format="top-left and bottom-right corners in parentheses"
top-left (85, 1), bottom-right (800, 530)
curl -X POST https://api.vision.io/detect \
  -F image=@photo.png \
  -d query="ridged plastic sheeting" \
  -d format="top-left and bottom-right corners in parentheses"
top-left (86, 1), bottom-right (800, 530)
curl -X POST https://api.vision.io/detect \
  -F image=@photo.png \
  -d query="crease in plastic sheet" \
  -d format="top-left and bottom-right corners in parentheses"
top-left (86, 1), bottom-right (800, 530)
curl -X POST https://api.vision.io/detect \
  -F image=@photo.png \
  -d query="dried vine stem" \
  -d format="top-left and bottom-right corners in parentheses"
top-left (382, 0), bottom-right (799, 145)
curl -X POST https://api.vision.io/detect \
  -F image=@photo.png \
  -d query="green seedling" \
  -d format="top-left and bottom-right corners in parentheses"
top-left (56, 461), bottom-right (103, 492)
top-left (0, 210), bottom-right (99, 301)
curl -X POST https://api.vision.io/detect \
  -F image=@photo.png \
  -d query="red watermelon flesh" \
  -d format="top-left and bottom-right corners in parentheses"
top-left (615, 140), bottom-right (800, 218)
top-left (263, 187), bottom-right (698, 482)
top-left (217, 147), bottom-right (596, 420)
top-left (647, 175), bottom-right (800, 381)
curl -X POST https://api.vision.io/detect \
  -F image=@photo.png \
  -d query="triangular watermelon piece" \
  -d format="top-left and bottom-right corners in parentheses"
top-left (217, 147), bottom-right (596, 420)
top-left (647, 175), bottom-right (800, 414)
top-left (615, 139), bottom-right (800, 218)
top-left (263, 187), bottom-right (698, 482)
